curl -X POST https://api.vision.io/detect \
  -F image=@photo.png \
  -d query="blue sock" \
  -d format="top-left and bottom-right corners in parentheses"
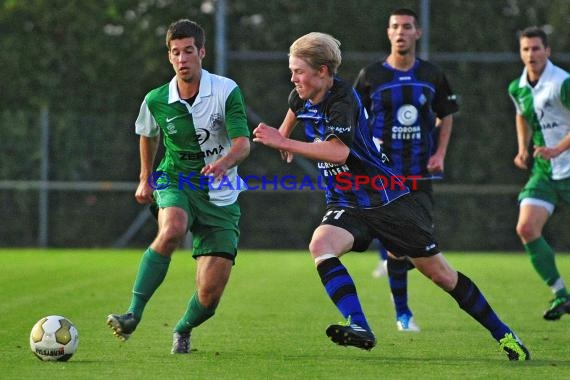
top-left (317, 257), bottom-right (371, 331)
top-left (387, 257), bottom-right (411, 317)
top-left (448, 272), bottom-right (511, 341)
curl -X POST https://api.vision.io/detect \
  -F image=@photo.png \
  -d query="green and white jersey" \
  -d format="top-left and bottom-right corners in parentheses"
top-left (135, 69), bottom-right (250, 206)
top-left (508, 60), bottom-right (570, 180)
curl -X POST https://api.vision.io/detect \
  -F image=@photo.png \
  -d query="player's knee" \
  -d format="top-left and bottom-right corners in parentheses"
top-left (516, 222), bottom-right (540, 242)
top-left (157, 224), bottom-right (186, 247)
top-left (197, 287), bottom-right (222, 309)
top-left (309, 238), bottom-right (327, 257)
top-left (309, 234), bottom-right (350, 258)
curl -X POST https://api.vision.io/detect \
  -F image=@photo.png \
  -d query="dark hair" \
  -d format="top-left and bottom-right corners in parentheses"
top-left (166, 19), bottom-right (205, 50)
top-left (519, 26), bottom-right (549, 48)
top-left (390, 8), bottom-right (419, 27)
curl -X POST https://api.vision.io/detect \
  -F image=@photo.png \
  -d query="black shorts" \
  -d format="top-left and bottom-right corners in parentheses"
top-left (407, 179), bottom-right (434, 229)
top-left (320, 193), bottom-right (439, 258)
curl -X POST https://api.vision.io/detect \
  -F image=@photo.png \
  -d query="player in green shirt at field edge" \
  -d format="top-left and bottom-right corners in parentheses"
top-left (107, 19), bottom-right (250, 353)
top-left (508, 26), bottom-right (570, 320)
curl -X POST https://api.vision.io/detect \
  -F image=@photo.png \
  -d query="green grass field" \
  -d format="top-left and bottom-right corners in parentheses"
top-left (1, 249), bottom-right (569, 379)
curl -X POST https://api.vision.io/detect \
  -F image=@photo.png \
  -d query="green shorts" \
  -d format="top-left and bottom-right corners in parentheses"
top-left (153, 186), bottom-right (241, 262)
top-left (518, 172), bottom-right (570, 207)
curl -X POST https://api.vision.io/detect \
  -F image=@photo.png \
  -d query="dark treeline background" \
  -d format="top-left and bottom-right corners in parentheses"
top-left (1, 0), bottom-right (569, 250)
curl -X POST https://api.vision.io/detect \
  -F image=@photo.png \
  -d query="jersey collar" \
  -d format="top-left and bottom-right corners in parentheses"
top-left (519, 59), bottom-right (553, 89)
top-left (167, 69), bottom-right (212, 105)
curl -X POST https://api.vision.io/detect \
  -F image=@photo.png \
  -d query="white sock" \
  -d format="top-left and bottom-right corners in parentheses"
top-left (550, 278), bottom-right (566, 295)
top-left (314, 253), bottom-right (337, 265)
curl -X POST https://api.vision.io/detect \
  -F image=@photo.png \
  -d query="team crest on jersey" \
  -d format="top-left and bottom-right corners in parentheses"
top-left (396, 104), bottom-right (418, 126)
top-left (418, 94), bottom-right (427, 106)
top-left (209, 113), bottom-right (224, 131)
top-left (166, 122), bottom-right (177, 135)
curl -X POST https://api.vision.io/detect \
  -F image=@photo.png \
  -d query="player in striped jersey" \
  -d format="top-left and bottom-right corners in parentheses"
top-left (354, 8), bottom-right (458, 332)
top-left (254, 32), bottom-right (529, 360)
top-left (107, 20), bottom-right (250, 353)
top-left (509, 26), bottom-right (570, 320)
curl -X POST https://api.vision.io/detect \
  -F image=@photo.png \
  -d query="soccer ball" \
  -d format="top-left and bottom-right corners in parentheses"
top-left (29, 315), bottom-right (79, 361)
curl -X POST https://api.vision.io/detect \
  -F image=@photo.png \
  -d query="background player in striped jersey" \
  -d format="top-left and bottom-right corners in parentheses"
top-left (509, 26), bottom-right (570, 320)
top-left (253, 31), bottom-right (529, 360)
top-left (354, 8), bottom-right (458, 332)
top-left (107, 19), bottom-right (251, 353)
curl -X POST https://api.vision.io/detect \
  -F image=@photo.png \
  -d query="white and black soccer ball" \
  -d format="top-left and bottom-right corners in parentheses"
top-left (29, 315), bottom-right (79, 361)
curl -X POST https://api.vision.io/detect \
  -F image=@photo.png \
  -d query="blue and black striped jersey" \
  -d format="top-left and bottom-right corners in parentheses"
top-left (354, 59), bottom-right (458, 179)
top-left (288, 77), bottom-right (409, 208)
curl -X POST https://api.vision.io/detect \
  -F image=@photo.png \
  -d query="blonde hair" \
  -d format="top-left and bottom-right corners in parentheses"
top-left (289, 32), bottom-right (342, 75)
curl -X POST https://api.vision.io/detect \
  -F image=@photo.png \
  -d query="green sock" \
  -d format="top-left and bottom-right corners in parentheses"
top-left (524, 237), bottom-right (567, 297)
top-left (127, 248), bottom-right (171, 320)
top-left (174, 292), bottom-right (216, 333)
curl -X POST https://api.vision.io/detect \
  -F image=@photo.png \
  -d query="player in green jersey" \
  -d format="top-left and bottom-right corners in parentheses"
top-left (107, 19), bottom-right (250, 353)
top-left (508, 26), bottom-right (570, 320)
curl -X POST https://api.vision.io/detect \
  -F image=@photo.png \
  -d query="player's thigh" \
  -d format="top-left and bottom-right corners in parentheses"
top-left (310, 224), bottom-right (355, 257)
top-left (318, 206), bottom-right (372, 253)
top-left (156, 206), bottom-right (188, 236)
top-left (517, 174), bottom-right (557, 233)
top-left (152, 188), bottom-right (191, 245)
top-left (517, 203), bottom-right (550, 234)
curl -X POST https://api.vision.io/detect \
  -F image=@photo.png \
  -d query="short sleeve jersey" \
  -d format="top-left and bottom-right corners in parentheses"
top-left (354, 59), bottom-right (458, 179)
top-left (135, 69), bottom-right (250, 205)
top-left (288, 77), bottom-right (410, 208)
top-left (508, 60), bottom-right (570, 180)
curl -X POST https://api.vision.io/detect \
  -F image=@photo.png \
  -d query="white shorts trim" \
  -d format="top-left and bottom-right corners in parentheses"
top-left (520, 198), bottom-right (555, 215)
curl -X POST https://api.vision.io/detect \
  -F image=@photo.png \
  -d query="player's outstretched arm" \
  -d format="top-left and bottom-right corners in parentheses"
top-left (253, 123), bottom-right (349, 164)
